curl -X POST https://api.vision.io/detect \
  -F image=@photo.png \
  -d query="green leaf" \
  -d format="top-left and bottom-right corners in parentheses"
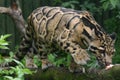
top-left (110, 0), bottom-right (117, 8)
top-left (33, 56), bottom-right (42, 67)
top-left (66, 54), bottom-right (72, 66)
top-left (56, 58), bottom-right (65, 67)
top-left (9, 51), bottom-right (14, 58)
top-left (0, 34), bottom-right (11, 50)
top-left (22, 68), bottom-right (32, 74)
top-left (0, 34), bottom-right (11, 40)
top-left (12, 59), bottom-right (25, 68)
top-left (4, 76), bottom-right (14, 80)
top-left (13, 78), bottom-right (23, 80)
top-left (0, 41), bottom-right (9, 46)
top-left (61, 0), bottom-right (79, 8)
top-left (0, 45), bottom-right (9, 49)
top-left (100, 0), bottom-right (107, 3)
top-left (48, 54), bottom-right (55, 63)
top-left (102, 1), bottom-right (110, 10)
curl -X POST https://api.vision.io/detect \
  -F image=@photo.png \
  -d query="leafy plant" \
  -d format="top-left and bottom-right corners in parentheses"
top-left (100, 0), bottom-right (120, 10)
top-left (0, 34), bottom-right (32, 80)
top-left (116, 11), bottom-right (120, 19)
top-left (61, 0), bottom-right (79, 9)
top-left (33, 55), bottom-right (42, 67)
top-left (79, 0), bottom-right (99, 13)
top-left (48, 53), bottom-right (72, 67)
top-left (0, 59), bottom-right (32, 80)
top-left (0, 34), bottom-right (11, 49)
top-left (52, 0), bottom-right (62, 6)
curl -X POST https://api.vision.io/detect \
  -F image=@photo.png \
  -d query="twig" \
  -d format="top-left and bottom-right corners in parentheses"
top-left (0, 0), bottom-right (26, 35)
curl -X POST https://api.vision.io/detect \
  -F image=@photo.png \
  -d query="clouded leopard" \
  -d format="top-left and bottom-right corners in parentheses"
top-left (3, 6), bottom-right (116, 72)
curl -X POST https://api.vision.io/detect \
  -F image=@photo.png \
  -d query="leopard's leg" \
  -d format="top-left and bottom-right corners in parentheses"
top-left (68, 59), bottom-right (86, 73)
top-left (58, 40), bottom-right (90, 73)
top-left (25, 47), bottom-right (38, 68)
top-left (41, 58), bottom-right (53, 70)
top-left (40, 53), bottom-right (53, 70)
top-left (35, 44), bottom-right (53, 70)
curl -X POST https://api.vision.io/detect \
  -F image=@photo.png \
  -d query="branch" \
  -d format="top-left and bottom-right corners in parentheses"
top-left (11, 64), bottom-right (119, 80)
top-left (25, 64), bottom-right (120, 80)
top-left (0, 0), bottom-right (26, 35)
top-left (0, 7), bottom-right (10, 14)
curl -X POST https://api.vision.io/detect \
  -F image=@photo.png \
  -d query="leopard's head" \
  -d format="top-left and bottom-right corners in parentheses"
top-left (89, 30), bottom-right (116, 68)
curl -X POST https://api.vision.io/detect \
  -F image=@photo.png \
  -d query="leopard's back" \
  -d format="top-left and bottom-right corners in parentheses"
top-left (28, 7), bottom-right (92, 42)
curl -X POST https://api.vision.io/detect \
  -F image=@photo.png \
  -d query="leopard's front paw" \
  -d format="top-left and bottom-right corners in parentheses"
top-left (41, 59), bottom-right (53, 70)
top-left (71, 50), bottom-right (90, 65)
top-left (68, 62), bottom-right (86, 73)
top-left (69, 65), bottom-right (86, 73)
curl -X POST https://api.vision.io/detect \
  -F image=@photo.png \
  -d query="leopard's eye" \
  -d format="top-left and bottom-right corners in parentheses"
top-left (111, 49), bottom-right (115, 55)
top-left (99, 50), bottom-right (105, 53)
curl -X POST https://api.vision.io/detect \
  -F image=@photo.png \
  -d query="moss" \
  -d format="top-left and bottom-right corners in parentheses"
top-left (25, 65), bottom-right (120, 80)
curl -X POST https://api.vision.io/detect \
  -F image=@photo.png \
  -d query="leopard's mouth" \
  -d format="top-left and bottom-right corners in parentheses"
top-left (105, 64), bottom-right (114, 70)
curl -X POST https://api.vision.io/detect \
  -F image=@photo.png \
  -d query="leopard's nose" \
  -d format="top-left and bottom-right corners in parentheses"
top-left (105, 62), bottom-right (111, 66)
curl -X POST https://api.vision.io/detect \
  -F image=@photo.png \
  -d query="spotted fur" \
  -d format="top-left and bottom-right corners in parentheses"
top-left (6, 6), bottom-right (116, 71)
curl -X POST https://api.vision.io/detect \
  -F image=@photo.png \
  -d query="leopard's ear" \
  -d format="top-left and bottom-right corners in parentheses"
top-left (110, 32), bottom-right (116, 40)
top-left (110, 32), bottom-right (116, 43)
